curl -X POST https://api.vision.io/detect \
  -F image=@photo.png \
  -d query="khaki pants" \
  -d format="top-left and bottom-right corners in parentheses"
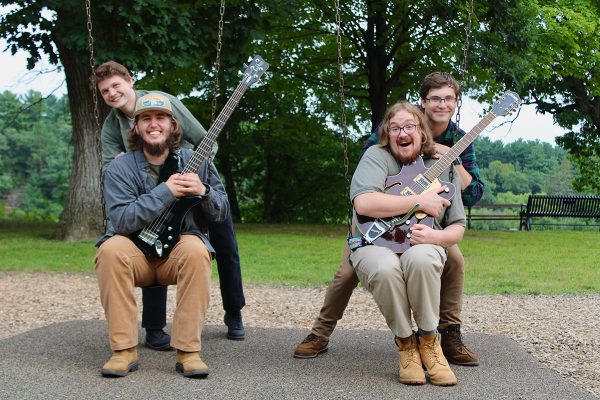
top-left (95, 234), bottom-right (211, 352)
top-left (349, 244), bottom-right (446, 338)
top-left (310, 243), bottom-right (464, 338)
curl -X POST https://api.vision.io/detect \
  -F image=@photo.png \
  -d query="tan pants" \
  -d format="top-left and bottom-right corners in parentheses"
top-left (95, 234), bottom-right (211, 352)
top-left (311, 243), bottom-right (464, 338)
top-left (350, 244), bottom-right (446, 338)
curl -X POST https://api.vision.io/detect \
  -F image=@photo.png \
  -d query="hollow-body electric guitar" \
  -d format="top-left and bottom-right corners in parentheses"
top-left (355, 91), bottom-right (521, 254)
top-left (132, 55), bottom-right (269, 258)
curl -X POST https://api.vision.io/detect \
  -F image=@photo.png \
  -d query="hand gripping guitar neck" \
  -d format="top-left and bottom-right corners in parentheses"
top-left (355, 91), bottom-right (521, 254)
top-left (132, 56), bottom-right (269, 257)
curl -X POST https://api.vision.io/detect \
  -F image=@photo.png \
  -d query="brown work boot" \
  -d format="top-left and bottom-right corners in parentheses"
top-left (395, 335), bottom-right (425, 385)
top-left (293, 333), bottom-right (329, 359)
top-left (418, 333), bottom-right (457, 386)
top-left (439, 324), bottom-right (479, 366)
top-left (175, 350), bottom-right (209, 378)
top-left (101, 347), bottom-right (139, 377)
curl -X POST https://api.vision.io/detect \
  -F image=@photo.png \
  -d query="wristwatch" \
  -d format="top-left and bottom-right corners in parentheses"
top-left (452, 157), bottom-right (462, 166)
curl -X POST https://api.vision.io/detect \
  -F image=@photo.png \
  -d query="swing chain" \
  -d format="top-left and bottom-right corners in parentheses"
top-left (456, 0), bottom-right (474, 130)
top-left (85, 0), bottom-right (101, 137)
top-left (85, 0), bottom-right (107, 231)
top-left (210, 0), bottom-right (226, 126)
top-left (334, 0), bottom-right (352, 235)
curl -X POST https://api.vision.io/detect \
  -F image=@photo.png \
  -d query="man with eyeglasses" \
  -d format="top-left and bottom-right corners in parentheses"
top-left (294, 72), bottom-right (484, 368)
top-left (349, 101), bottom-right (464, 385)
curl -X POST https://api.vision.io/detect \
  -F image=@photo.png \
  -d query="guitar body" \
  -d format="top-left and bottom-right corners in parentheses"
top-left (353, 91), bottom-right (521, 254)
top-left (355, 156), bottom-right (456, 254)
top-left (127, 55), bottom-right (269, 258)
top-left (131, 196), bottom-right (202, 258)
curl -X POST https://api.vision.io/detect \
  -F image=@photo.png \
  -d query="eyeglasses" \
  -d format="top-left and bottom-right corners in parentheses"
top-left (389, 124), bottom-right (418, 135)
top-left (425, 96), bottom-right (457, 105)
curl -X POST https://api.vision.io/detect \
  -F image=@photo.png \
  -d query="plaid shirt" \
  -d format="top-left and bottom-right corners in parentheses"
top-left (361, 120), bottom-right (484, 206)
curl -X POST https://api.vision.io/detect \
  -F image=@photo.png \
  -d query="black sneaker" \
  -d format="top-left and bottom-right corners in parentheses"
top-left (224, 312), bottom-right (245, 341)
top-left (145, 329), bottom-right (172, 351)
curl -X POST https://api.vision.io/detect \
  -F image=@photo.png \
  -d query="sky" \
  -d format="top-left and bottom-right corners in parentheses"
top-left (0, 39), bottom-right (570, 146)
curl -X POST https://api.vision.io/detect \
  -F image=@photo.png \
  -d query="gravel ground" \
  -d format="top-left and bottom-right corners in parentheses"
top-left (1, 272), bottom-right (598, 398)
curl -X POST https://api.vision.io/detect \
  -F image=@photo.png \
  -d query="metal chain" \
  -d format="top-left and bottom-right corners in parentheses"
top-left (85, 0), bottom-right (107, 230)
top-left (210, 0), bottom-right (226, 125)
top-left (334, 0), bottom-right (352, 235)
top-left (85, 0), bottom-right (101, 135)
top-left (456, 0), bottom-right (474, 130)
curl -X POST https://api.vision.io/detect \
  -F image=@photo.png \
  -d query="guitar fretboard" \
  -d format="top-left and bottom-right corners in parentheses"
top-left (424, 112), bottom-right (496, 182)
top-left (182, 80), bottom-right (249, 173)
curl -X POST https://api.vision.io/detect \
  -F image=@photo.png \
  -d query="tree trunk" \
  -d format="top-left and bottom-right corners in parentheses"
top-left (55, 40), bottom-right (106, 241)
top-left (365, 0), bottom-right (389, 132)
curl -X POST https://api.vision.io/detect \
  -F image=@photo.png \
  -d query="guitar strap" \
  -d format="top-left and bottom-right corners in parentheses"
top-left (442, 162), bottom-right (455, 228)
top-left (347, 235), bottom-right (371, 252)
top-left (157, 151), bottom-right (183, 184)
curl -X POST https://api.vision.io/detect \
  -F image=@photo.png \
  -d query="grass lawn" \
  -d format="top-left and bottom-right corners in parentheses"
top-left (1, 220), bottom-right (598, 294)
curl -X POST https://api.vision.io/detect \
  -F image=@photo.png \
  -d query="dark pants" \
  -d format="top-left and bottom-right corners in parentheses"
top-left (141, 214), bottom-right (246, 330)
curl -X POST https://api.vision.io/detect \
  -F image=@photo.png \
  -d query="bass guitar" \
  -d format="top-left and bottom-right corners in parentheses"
top-left (355, 91), bottom-right (521, 254)
top-left (132, 55), bottom-right (269, 257)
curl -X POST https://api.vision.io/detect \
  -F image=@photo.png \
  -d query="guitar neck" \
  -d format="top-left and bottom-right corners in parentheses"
top-left (424, 112), bottom-right (496, 181)
top-left (182, 80), bottom-right (249, 173)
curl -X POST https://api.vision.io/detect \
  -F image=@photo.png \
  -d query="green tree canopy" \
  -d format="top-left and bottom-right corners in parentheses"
top-left (471, 0), bottom-right (600, 193)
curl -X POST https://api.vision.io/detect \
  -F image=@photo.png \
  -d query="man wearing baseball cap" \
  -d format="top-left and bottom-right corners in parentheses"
top-left (94, 93), bottom-right (229, 378)
top-left (94, 61), bottom-right (246, 349)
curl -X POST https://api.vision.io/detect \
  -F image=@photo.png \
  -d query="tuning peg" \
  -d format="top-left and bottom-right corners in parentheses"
top-left (238, 70), bottom-right (244, 76)
top-left (243, 63), bottom-right (248, 69)
top-left (247, 56), bottom-right (253, 62)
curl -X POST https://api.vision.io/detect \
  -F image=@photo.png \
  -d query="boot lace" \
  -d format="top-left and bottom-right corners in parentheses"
top-left (423, 341), bottom-right (443, 366)
top-left (303, 333), bottom-right (321, 343)
top-left (445, 326), bottom-right (468, 351)
top-left (401, 347), bottom-right (419, 367)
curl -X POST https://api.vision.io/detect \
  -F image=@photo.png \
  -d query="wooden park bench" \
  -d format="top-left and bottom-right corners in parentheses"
top-left (519, 194), bottom-right (600, 231)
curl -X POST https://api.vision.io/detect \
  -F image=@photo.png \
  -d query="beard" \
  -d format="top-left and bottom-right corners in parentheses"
top-left (142, 135), bottom-right (175, 156)
top-left (398, 151), bottom-right (419, 164)
top-left (393, 139), bottom-right (420, 164)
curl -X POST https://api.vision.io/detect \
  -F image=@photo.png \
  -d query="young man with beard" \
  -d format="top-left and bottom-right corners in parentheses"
top-left (294, 72), bottom-right (483, 366)
top-left (95, 61), bottom-right (245, 348)
top-left (95, 93), bottom-right (229, 378)
top-left (349, 102), bottom-right (465, 385)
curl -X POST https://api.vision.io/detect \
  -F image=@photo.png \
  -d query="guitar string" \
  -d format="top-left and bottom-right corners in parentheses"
top-left (426, 93), bottom-right (520, 180)
top-left (396, 112), bottom-right (496, 216)
top-left (185, 81), bottom-right (247, 172)
top-left (426, 112), bottom-right (495, 180)
top-left (141, 69), bottom-right (258, 238)
top-left (374, 95), bottom-right (517, 237)
top-left (142, 84), bottom-right (247, 234)
top-left (184, 87), bottom-right (245, 173)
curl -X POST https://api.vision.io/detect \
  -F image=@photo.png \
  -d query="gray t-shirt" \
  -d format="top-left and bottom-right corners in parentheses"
top-left (350, 145), bottom-right (466, 231)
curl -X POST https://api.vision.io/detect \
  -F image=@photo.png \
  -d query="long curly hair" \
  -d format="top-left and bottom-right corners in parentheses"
top-left (127, 116), bottom-right (183, 152)
top-left (377, 102), bottom-right (436, 157)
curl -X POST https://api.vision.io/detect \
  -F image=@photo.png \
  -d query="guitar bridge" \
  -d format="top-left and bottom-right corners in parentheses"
top-left (137, 229), bottom-right (163, 257)
top-left (363, 219), bottom-right (392, 244)
top-left (361, 203), bottom-right (421, 245)
top-left (138, 229), bottom-right (159, 245)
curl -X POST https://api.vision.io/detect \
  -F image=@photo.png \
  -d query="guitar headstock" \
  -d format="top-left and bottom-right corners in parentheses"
top-left (242, 55), bottom-right (269, 86)
top-left (491, 91), bottom-right (522, 117)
